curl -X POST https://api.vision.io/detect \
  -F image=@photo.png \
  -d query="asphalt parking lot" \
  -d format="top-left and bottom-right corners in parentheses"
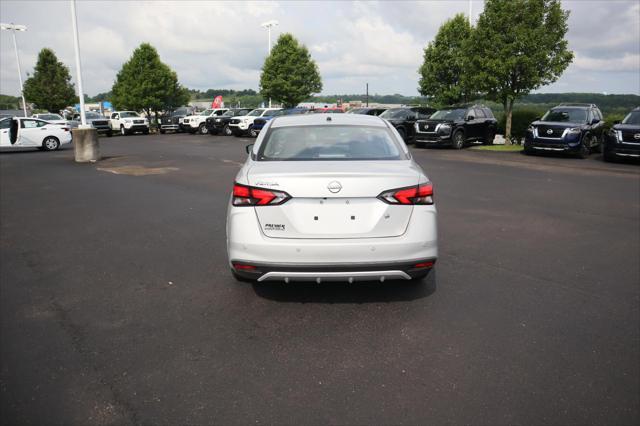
top-left (1, 133), bottom-right (639, 425)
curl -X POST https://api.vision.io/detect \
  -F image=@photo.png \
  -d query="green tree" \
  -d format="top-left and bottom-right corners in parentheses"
top-left (418, 13), bottom-right (475, 106)
top-left (260, 33), bottom-right (322, 107)
top-left (111, 43), bottom-right (190, 118)
top-left (23, 48), bottom-right (77, 113)
top-left (471, 0), bottom-right (573, 143)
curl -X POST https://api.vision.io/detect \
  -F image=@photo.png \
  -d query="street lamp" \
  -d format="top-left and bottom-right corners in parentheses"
top-left (69, 0), bottom-right (88, 128)
top-left (68, 0), bottom-right (98, 163)
top-left (260, 19), bottom-right (278, 107)
top-left (0, 23), bottom-right (28, 117)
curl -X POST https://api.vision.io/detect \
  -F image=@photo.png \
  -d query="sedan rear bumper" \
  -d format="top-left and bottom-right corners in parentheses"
top-left (227, 204), bottom-right (438, 279)
top-left (231, 258), bottom-right (436, 282)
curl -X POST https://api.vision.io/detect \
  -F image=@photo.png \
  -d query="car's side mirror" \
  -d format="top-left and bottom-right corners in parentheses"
top-left (591, 118), bottom-right (600, 124)
top-left (466, 115), bottom-right (475, 121)
top-left (245, 144), bottom-right (253, 154)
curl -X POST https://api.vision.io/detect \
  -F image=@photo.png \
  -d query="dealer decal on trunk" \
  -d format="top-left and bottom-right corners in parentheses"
top-left (265, 223), bottom-right (286, 231)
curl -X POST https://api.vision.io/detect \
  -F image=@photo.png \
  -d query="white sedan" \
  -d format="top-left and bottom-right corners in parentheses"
top-left (227, 113), bottom-right (438, 283)
top-left (0, 117), bottom-right (72, 151)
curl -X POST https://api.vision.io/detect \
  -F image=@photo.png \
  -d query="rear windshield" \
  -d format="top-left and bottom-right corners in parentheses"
top-left (379, 109), bottom-right (410, 120)
top-left (257, 125), bottom-right (407, 161)
top-left (622, 111), bottom-right (640, 125)
top-left (430, 109), bottom-right (466, 120)
top-left (541, 109), bottom-right (587, 123)
top-left (38, 114), bottom-right (62, 120)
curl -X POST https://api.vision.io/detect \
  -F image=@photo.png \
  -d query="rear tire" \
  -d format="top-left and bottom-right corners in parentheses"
top-left (452, 130), bottom-right (465, 149)
top-left (483, 129), bottom-right (495, 145)
top-left (396, 127), bottom-right (406, 141)
top-left (42, 136), bottom-right (60, 151)
top-left (198, 123), bottom-right (208, 135)
top-left (159, 129), bottom-right (166, 134)
top-left (249, 126), bottom-right (258, 138)
top-left (576, 137), bottom-right (590, 159)
top-left (106, 130), bottom-right (112, 137)
top-left (223, 124), bottom-right (232, 136)
top-left (143, 128), bottom-right (149, 135)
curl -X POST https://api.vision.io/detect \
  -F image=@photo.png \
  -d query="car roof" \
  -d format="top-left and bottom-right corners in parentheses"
top-left (270, 113), bottom-right (388, 128)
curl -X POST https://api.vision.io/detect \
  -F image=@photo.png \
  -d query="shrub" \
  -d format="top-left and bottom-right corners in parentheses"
top-left (497, 109), bottom-right (543, 144)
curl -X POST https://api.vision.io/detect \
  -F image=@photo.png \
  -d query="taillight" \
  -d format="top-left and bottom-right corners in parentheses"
top-left (232, 183), bottom-right (291, 206)
top-left (378, 183), bottom-right (434, 205)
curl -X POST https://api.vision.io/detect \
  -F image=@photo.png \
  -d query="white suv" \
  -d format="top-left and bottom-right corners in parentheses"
top-left (181, 108), bottom-right (228, 134)
top-left (109, 111), bottom-right (149, 136)
top-left (228, 108), bottom-right (281, 137)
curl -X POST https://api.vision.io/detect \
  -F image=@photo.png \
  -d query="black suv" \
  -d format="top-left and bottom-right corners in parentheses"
top-left (379, 106), bottom-right (436, 142)
top-left (603, 106), bottom-right (640, 162)
top-left (159, 106), bottom-right (193, 134)
top-left (347, 107), bottom-right (387, 116)
top-left (414, 105), bottom-right (497, 149)
top-left (206, 108), bottom-right (252, 136)
top-left (524, 103), bottom-right (605, 158)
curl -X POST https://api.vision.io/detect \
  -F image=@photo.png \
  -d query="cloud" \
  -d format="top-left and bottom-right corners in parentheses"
top-left (0, 0), bottom-right (638, 97)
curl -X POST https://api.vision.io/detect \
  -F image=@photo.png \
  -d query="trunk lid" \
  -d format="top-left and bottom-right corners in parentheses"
top-left (247, 161), bottom-right (421, 239)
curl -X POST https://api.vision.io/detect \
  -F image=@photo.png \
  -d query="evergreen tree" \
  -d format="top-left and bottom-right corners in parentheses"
top-left (418, 14), bottom-right (475, 106)
top-left (23, 48), bottom-right (77, 113)
top-left (260, 34), bottom-right (322, 107)
top-left (111, 43), bottom-right (190, 118)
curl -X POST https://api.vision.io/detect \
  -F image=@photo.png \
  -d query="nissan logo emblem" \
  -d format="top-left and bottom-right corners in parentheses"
top-left (327, 181), bottom-right (342, 193)
top-left (634, 133), bottom-right (640, 140)
top-left (546, 129), bottom-right (554, 135)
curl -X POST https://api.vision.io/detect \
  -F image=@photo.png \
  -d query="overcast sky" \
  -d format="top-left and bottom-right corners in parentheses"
top-left (1, 0), bottom-right (638, 97)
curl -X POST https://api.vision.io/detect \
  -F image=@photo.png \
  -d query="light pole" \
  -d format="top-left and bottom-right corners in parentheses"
top-left (468, 0), bottom-right (473, 23)
top-left (1, 23), bottom-right (28, 117)
top-left (68, 0), bottom-right (99, 162)
top-left (260, 19), bottom-right (278, 108)
top-left (69, 0), bottom-right (88, 128)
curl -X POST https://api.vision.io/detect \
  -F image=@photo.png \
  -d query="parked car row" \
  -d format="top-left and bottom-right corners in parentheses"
top-left (9, 100), bottom-right (636, 162)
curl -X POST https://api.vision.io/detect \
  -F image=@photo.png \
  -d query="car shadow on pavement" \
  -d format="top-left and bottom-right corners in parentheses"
top-left (251, 271), bottom-right (436, 304)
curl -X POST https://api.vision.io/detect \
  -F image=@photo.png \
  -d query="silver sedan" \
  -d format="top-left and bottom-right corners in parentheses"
top-left (226, 113), bottom-right (438, 283)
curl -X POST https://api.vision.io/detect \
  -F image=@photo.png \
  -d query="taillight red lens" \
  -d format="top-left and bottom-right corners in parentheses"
top-left (378, 183), bottom-right (434, 205)
top-left (232, 183), bottom-right (291, 207)
top-left (232, 262), bottom-right (256, 270)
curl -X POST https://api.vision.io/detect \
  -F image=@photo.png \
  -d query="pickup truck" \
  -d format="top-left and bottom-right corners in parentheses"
top-left (181, 108), bottom-right (228, 134)
top-left (109, 111), bottom-right (149, 136)
top-left (228, 108), bottom-right (281, 137)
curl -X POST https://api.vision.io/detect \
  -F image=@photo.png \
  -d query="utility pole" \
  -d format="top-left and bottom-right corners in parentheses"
top-left (468, 0), bottom-right (473, 23)
top-left (366, 83), bottom-right (369, 107)
top-left (1, 23), bottom-right (28, 117)
top-left (260, 20), bottom-right (278, 108)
